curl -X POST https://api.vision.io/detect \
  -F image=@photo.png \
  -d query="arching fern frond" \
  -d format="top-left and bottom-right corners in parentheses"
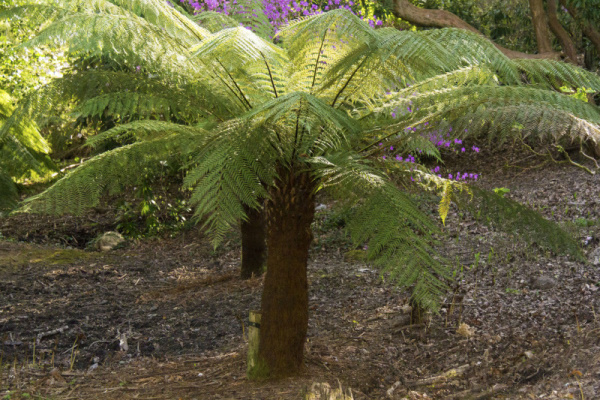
top-left (86, 120), bottom-right (206, 148)
top-left (2, 0), bottom-right (211, 45)
top-left (455, 185), bottom-right (582, 258)
top-left (421, 28), bottom-right (521, 85)
top-left (192, 10), bottom-right (240, 32)
top-left (190, 26), bottom-right (290, 103)
top-left (183, 128), bottom-right (274, 247)
top-left (107, 0), bottom-right (211, 44)
top-left (401, 168), bottom-right (582, 258)
top-left (368, 85), bottom-right (600, 148)
top-left (514, 59), bottom-right (600, 92)
top-left (0, 89), bottom-right (53, 182)
top-left (239, 92), bottom-right (358, 159)
top-left (308, 152), bottom-right (448, 309)
top-left (24, 13), bottom-right (199, 79)
top-left (20, 132), bottom-right (202, 216)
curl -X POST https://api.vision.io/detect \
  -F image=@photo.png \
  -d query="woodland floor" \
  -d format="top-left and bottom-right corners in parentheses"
top-left (1, 146), bottom-right (600, 399)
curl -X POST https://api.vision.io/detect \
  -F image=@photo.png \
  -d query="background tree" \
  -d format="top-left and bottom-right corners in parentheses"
top-left (2, 0), bottom-right (600, 378)
top-left (390, 0), bottom-right (600, 70)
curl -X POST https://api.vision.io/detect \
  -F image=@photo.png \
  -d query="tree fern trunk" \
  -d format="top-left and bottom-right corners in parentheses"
top-left (254, 167), bottom-right (315, 378)
top-left (240, 204), bottom-right (266, 279)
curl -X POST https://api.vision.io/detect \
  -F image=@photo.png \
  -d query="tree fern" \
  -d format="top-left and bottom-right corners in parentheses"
top-left (3, 5), bottom-right (599, 317)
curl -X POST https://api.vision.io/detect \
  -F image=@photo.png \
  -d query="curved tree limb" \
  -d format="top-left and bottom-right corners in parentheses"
top-left (547, 0), bottom-right (578, 64)
top-left (392, 0), bottom-right (561, 60)
top-left (559, 0), bottom-right (600, 55)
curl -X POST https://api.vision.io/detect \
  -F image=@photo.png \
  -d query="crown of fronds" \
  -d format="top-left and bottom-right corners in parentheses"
top-left (3, 4), bottom-right (599, 308)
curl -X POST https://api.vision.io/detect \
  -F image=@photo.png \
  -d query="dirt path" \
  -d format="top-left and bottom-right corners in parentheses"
top-left (1, 149), bottom-right (600, 399)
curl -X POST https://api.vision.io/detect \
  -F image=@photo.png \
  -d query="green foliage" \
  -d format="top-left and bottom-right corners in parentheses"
top-left (114, 170), bottom-right (192, 238)
top-left (410, 0), bottom-right (537, 53)
top-left (2, 3), bottom-right (598, 310)
top-left (455, 186), bottom-right (582, 258)
top-left (0, 89), bottom-right (53, 210)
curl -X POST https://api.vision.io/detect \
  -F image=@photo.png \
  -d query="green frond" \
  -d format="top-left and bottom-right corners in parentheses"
top-left (61, 70), bottom-right (229, 122)
top-left (190, 26), bottom-right (290, 103)
top-left (350, 187), bottom-right (447, 309)
top-left (239, 92), bottom-right (358, 159)
top-left (20, 132), bottom-right (201, 215)
top-left (376, 28), bottom-right (461, 80)
top-left (0, 89), bottom-right (53, 182)
top-left (192, 10), bottom-right (240, 32)
top-left (2, 0), bottom-right (210, 45)
top-left (0, 169), bottom-right (18, 211)
top-left (407, 169), bottom-right (581, 258)
top-left (227, 0), bottom-right (274, 39)
top-left (455, 186), bottom-right (582, 258)
top-left (107, 0), bottom-right (211, 44)
top-left (184, 133), bottom-right (272, 247)
top-left (370, 85), bottom-right (600, 147)
top-left (279, 9), bottom-right (376, 52)
top-left (514, 59), bottom-right (600, 92)
top-left (309, 152), bottom-right (448, 309)
top-left (86, 120), bottom-right (207, 148)
top-left (279, 9), bottom-right (378, 94)
top-left (0, 70), bottom-right (237, 155)
top-left (192, 1), bottom-right (274, 39)
top-left (421, 28), bottom-right (521, 85)
top-left (25, 13), bottom-right (199, 78)
top-left (0, 1), bottom-right (125, 27)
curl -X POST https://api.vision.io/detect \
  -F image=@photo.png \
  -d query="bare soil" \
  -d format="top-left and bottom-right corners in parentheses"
top-left (1, 148), bottom-right (600, 399)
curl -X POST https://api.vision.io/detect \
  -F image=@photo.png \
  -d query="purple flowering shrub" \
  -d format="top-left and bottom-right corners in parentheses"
top-left (379, 114), bottom-right (483, 183)
top-left (180, 0), bottom-right (387, 33)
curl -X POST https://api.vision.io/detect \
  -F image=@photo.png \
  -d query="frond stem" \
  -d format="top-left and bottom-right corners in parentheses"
top-left (331, 56), bottom-right (368, 108)
top-left (261, 52), bottom-right (278, 99)
top-left (310, 29), bottom-right (328, 94)
top-left (216, 59), bottom-right (252, 110)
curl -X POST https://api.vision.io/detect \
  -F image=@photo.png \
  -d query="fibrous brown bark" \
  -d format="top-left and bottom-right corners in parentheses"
top-left (256, 166), bottom-right (315, 377)
top-left (392, 0), bottom-right (560, 60)
top-left (240, 204), bottom-right (266, 279)
top-left (546, 0), bottom-right (578, 64)
top-left (559, 0), bottom-right (600, 55)
top-left (529, 0), bottom-right (554, 53)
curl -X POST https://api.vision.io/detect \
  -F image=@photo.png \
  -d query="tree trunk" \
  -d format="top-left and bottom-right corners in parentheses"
top-left (559, 0), bottom-right (600, 55)
top-left (240, 204), bottom-right (267, 279)
top-left (254, 166), bottom-right (315, 378)
top-left (392, 0), bottom-right (561, 60)
top-left (546, 0), bottom-right (578, 64)
top-left (529, 0), bottom-right (554, 54)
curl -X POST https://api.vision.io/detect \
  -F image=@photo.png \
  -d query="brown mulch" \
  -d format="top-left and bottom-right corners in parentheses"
top-left (1, 147), bottom-right (600, 399)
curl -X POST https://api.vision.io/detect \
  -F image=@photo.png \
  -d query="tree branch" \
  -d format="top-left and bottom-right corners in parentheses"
top-left (559, 0), bottom-right (600, 55)
top-left (546, 0), bottom-right (578, 64)
top-left (392, 0), bottom-right (560, 60)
